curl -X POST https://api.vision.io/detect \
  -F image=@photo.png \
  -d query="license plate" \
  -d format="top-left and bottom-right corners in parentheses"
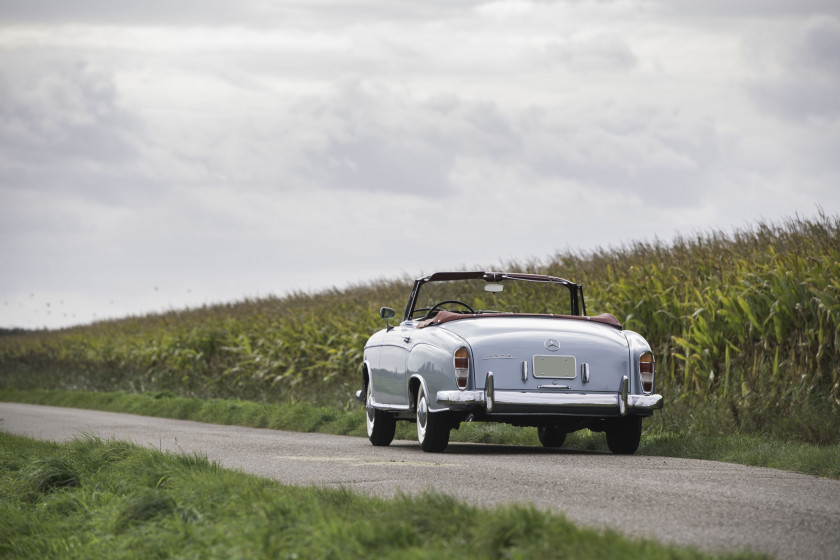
top-left (533, 355), bottom-right (576, 379)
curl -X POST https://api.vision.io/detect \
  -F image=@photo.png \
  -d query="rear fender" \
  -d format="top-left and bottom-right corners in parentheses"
top-left (624, 330), bottom-right (653, 394)
top-left (408, 374), bottom-right (451, 414)
top-left (354, 361), bottom-right (373, 404)
top-left (361, 360), bottom-right (371, 388)
top-left (407, 342), bottom-right (463, 411)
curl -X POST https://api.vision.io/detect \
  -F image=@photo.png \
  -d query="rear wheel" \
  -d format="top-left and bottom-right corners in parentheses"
top-left (366, 382), bottom-right (395, 446)
top-left (537, 424), bottom-right (567, 448)
top-left (605, 416), bottom-right (642, 455)
top-left (416, 385), bottom-right (450, 452)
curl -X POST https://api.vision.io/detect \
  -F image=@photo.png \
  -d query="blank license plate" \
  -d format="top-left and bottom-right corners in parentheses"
top-left (533, 355), bottom-right (576, 379)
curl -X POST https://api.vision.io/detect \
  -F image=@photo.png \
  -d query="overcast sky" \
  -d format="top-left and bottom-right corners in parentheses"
top-left (1, 0), bottom-right (838, 329)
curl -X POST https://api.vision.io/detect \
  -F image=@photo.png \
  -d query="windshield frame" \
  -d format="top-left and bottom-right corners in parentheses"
top-left (402, 271), bottom-right (585, 322)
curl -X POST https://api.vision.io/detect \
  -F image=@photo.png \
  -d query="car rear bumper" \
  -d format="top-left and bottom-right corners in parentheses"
top-left (436, 375), bottom-right (662, 416)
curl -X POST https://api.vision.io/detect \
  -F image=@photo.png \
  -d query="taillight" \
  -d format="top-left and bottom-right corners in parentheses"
top-left (454, 347), bottom-right (469, 389)
top-left (639, 352), bottom-right (655, 393)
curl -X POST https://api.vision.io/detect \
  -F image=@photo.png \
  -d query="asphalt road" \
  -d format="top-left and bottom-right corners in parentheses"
top-left (2, 402), bottom-right (839, 559)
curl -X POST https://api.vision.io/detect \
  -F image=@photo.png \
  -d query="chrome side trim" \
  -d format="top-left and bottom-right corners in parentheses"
top-left (358, 383), bottom-right (411, 411)
top-left (374, 403), bottom-right (412, 412)
top-left (368, 400), bottom-right (411, 412)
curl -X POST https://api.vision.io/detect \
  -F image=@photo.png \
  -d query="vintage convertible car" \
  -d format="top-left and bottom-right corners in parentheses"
top-left (356, 271), bottom-right (663, 453)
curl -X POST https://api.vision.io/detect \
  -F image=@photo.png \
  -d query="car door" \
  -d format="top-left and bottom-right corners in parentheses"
top-left (374, 323), bottom-right (413, 406)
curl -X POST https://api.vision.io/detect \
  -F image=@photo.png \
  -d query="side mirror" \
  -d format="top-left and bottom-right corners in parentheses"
top-left (379, 307), bottom-right (396, 319)
top-left (379, 307), bottom-right (396, 331)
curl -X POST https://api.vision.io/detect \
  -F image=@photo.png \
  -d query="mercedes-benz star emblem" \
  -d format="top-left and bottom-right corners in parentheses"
top-left (544, 339), bottom-right (560, 352)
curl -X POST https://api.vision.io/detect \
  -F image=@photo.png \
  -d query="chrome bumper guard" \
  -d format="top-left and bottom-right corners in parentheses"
top-left (436, 375), bottom-right (663, 415)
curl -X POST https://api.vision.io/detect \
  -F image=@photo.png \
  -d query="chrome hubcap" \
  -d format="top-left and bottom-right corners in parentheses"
top-left (365, 385), bottom-right (375, 437)
top-left (416, 392), bottom-right (428, 442)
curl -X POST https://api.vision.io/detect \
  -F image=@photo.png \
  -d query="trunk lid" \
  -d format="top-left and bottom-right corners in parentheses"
top-left (440, 316), bottom-right (629, 392)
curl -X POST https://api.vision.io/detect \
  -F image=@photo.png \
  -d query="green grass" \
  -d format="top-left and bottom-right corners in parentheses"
top-left (0, 431), bottom-right (763, 559)
top-left (0, 388), bottom-right (368, 436)
top-left (4, 388), bottom-right (838, 480)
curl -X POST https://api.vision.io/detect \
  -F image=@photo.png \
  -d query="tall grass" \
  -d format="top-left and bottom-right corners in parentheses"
top-left (547, 214), bottom-right (840, 443)
top-left (0, 279), bottom-right (409, 406)
top-left (1, 214), bottom-right (838, 443)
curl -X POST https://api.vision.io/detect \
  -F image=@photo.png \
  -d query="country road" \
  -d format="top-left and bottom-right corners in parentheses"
top-left (2, 402), bottom-right (839, 559)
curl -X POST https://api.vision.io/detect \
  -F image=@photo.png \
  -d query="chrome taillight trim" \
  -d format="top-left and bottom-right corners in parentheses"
top-left (639, 351), bottom-right (655, 394)
top-left (455, 346), bottom-right (469, 390)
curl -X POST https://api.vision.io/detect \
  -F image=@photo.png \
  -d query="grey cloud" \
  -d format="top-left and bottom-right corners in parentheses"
top-left (794, 16), bottom-right (840, 69)
top-left (664, 0), bottom-right (839, 19)
top-left (543, 35), bottom-right (638, 71)
top-left (0, 54), bottom-right (734, 217)
top-left (0, 0), bottom-right (484, 27)
top-left (282, 84), bottom-right (725, 207)
top-left (0, 0), bottom-right (240, 24)
top-left (295, 83), bottom-right (457, 195)
top-left (0, 51), bottom-right (145, 202)
top-left (147, 84), bottom-right (523, 198)
top-left (746, 16), bottom-right (840, 120)
top-left (293, 85), bottom-right (540, 196)
top-left (3, 0), bottom-right (833, 30)
top-left (518, 107), bottom-right (721, 205)
top-left (412, 96), bottom-right (519, 160)
top-left (319, 134), bottom-right (454, 194)
top-left (467, 102), bottom-right (723, 206)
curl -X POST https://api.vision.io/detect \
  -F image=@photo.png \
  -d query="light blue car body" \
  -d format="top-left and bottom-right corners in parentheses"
top-left (357, 271), bottom-right (663, 453)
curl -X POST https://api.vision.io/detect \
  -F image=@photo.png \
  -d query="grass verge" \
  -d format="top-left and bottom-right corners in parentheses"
top-left (2, 388), bottom-right (838, 479)
top-left (0, 431), bottom-right (761, 559)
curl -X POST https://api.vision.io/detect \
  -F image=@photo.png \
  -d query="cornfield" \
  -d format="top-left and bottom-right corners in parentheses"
top-left (2, 214), bottom-right (838, 443)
